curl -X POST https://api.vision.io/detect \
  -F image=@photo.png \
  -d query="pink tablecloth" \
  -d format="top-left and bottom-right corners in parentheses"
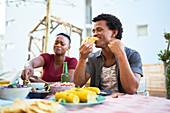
top-left (66, 95), bottom-right (170, 113)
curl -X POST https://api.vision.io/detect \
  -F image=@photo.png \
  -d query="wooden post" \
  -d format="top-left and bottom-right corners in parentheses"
top-left (45, 0), bottom-right (51, 53)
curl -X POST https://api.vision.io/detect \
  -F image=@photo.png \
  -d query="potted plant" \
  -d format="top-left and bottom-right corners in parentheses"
top-left (158, 32), bottom-right (170, 99)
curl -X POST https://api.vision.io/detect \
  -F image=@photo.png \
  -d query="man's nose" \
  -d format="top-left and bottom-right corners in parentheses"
top-left (93, 32), bottom-right (98, 37)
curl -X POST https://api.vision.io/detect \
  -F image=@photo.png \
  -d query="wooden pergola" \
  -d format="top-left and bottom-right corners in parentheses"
top-left (27, 15), bottom-right (83, 61)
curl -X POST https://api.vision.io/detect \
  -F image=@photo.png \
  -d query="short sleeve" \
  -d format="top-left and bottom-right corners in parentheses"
top-left (40, 53), bottom-right (51, 67)
top-left (68, 58), bottom-right (78, 69)
top-left (128, 51), bottom-right (143, 77)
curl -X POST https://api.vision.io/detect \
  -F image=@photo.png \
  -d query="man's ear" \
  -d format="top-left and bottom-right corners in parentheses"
top-left (112, 29), bottom-right (118, 38)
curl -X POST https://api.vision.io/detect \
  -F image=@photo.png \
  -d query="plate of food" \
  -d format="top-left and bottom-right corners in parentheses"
top-left (48, 87), bottom-right (105, 109)
top-left (49, 95), bottom-right (105, 105)
top-left (0, 99), bottom-right (66, 113)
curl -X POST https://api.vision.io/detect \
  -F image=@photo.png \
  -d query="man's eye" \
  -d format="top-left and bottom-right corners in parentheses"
top-left (55, 42), bottom-right (58, 45)
top-left (97, 28), bottom-right (102, 32)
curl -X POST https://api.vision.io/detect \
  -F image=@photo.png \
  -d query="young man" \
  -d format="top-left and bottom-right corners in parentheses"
top-left (74, 14), bottom-right (143, 94)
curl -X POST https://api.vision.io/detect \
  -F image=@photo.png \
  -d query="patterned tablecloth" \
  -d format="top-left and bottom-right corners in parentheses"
top-left (1, 94), bottom-right (170, 113)
top-left (65, 94), bottom-right (170, 113)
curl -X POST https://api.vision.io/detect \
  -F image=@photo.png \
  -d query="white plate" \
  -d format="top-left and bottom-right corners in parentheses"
top-left (49, 95), bottom-right (106, 109)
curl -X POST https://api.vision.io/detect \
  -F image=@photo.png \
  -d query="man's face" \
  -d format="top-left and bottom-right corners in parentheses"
top-left (53, 35), bottom-right (70, 55)
top-left (92, 20), bottom-right (114, 48)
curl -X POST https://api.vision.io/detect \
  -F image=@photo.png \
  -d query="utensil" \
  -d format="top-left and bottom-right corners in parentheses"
top-left (38, 78), bottom-right (50, 85)
top-left (26, 80), bottom-right (37, 92)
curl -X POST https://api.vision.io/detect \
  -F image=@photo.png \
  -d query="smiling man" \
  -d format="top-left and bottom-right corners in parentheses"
top-left (74, 13), bottom-right (143, 94)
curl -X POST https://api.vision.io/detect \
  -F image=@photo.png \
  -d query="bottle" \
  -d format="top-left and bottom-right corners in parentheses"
top-left (61, 62), bottom-right (70, 83)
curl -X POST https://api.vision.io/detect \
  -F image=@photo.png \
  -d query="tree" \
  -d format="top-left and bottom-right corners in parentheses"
top-left (158, 32), bottom-right (170, 99)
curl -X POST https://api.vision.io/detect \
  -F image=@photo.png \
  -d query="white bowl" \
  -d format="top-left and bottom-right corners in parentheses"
top-left (0, 87), bottom-right (31, 100)
top-left (27, 83), bottom-right (45, 90)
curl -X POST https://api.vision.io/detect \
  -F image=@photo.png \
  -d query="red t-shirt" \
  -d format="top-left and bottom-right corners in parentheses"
top-left (40, 53), bottom-right (78, 82)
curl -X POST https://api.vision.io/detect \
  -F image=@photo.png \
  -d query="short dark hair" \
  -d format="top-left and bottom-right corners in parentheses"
top-left (92, 13), bottom-right (123, 40)
top-left (56, 33), bottom-right (71, 44)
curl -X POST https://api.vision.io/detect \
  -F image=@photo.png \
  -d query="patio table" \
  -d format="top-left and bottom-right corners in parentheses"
top-left (65, 94), bottom-right (170, 113)
top-left (1, 94), bottom-right (170, 113)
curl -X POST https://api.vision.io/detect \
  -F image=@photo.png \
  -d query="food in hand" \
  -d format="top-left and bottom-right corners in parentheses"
top-left (55, 92), bottom-right (80, 104)
top-left (83, 37), bottom-right (99, 44)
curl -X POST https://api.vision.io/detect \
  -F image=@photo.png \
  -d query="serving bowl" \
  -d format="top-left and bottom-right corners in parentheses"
top-left (50, 82), bottom-right (75, 94)
top-left (27, 83), bottom-right (45, 90)
top-left (0, 87), bottom-right (31, 100)
top-left (27, 90), bottom-right (50, 99)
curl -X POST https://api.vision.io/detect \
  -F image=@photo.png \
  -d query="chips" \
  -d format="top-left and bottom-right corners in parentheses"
top-left (0, 99), bottom-right (62, 113)
top-left (83, 37), bottom-right (99, 44)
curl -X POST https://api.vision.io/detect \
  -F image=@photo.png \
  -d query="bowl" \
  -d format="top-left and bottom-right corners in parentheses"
top-left (50, 85), bottom-right (75, 94)
top-left (27, 83), bottom-right (45, 90)
top-left (27, 90), bottom-right (50, 99)
top-left (50, 82), bottom-right (75, 94)
top-left (0, 87), bottom-right (31, 100)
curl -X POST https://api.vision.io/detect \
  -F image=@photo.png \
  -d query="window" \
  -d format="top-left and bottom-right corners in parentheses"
top-left (137, 25), bottom-right (148, 36)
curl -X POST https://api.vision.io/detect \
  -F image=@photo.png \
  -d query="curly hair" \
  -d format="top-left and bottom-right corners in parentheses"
top-left (92, 13), bottom-right (123, 40)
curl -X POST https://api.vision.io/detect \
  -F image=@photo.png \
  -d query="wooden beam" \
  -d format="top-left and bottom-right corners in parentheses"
top-left (45, 0), bottom-right (51, 53)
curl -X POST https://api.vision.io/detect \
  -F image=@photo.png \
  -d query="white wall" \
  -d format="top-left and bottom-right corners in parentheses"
top-left (0, 0), bottom-right (5, 72)
top-left (92, 0), bottom-right (170, 64)
top-left (2, 0), bottom-right (170, 73)
top-left (4, 0), bottom-right (85, 72)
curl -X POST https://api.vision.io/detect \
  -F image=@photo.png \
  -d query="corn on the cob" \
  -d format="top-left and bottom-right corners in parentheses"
top-left (83, 37), bottom-right (99, 44)
top-left (55, 92), bottom-right (79, 104)
top-left (66, 88), bottom-right (97, 103)
top-left (82, 87), bottom-right (101, 94)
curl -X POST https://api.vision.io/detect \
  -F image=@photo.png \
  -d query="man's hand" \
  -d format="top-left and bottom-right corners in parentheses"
top-left (108, 39), bottom-right (125, 57)
top-left (79, 41), bottom-right (93, 59)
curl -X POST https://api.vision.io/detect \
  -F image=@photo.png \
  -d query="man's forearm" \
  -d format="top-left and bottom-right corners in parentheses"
top-left (118, 53), bottom-right (139, 94)
top-left (74, 58), bottom-right (87, 87)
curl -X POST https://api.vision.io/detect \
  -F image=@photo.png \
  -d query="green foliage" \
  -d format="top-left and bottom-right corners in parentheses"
top-left (158, 49), bottom-right (170, 64)
top-left (167, 65), bottom-right (170, 74)
top-left (158, 32), bottom-right (170, 98)
top-left (164, 32), bottom-right (170, 40)
top-left (158, 32), bottom-right (170, 64)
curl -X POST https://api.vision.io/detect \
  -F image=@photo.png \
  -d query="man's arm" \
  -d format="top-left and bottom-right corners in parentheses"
top-left (108, 39), bottom-right (141, 94)
top-left (74, 42), bottom-right (93, 87)
top-left (118, 53), bottom-right (141, 94)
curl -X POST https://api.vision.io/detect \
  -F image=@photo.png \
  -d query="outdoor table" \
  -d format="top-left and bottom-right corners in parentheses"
top-left (65, 94), bottom-right (170, 113)
top-left (1, 94), bottom-right (170, 113)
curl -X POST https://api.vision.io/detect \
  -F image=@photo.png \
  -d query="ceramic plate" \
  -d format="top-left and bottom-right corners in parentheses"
top-left (48, 95), bottom-right (105, 106)
top-left (98, 90), bottom-right (113, 96)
